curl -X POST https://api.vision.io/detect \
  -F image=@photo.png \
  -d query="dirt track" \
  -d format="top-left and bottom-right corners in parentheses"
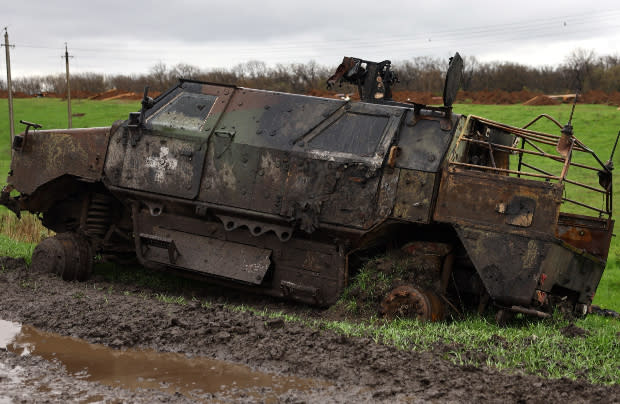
top-left (1, 257), bottom-right (619, 403)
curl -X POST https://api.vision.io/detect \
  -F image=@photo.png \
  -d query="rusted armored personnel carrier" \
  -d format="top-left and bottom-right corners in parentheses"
top-left (1, 54), bottom-right (615, 321)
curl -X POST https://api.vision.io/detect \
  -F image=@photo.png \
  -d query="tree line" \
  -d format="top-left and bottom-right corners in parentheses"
top-left (1, 49), bottom-right (618, 96)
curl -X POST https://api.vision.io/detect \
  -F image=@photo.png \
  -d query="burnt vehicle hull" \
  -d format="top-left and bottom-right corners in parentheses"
top-left (2, 72), bottom-right (614, 320)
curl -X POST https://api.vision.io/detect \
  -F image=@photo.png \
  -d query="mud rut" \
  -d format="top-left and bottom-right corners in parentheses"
top-left (0, 257), bottom-right (618, 403)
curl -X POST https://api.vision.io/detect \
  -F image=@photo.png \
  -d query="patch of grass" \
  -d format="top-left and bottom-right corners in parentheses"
top-left (0, 212), bottom-right (53, 243)
top-left (229, 299), bottom-right (620, 384)
top-left (155, 293), bottom-right (187, 305)
top-left (0, 98), bottom-right (139, 155)
top-left (0, 233), bottom-right (37, 264)
top-left (72, 291), bottom-right (85, 299)
top-left (335, 256), bottom-right (396, 316)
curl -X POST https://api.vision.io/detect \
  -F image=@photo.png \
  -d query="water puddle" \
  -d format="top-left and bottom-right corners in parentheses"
top-left (0, 319), bottom-right (322, 401)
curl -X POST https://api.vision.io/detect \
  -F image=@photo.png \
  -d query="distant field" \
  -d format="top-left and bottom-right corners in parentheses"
top-left (0, 98), bottom-right (140, 179)
top-left (0, 98), bottom-right (618, 309)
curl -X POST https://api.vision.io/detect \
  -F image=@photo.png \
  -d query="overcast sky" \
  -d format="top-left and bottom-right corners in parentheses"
top-left (2, 0), bottom-right (619, 78)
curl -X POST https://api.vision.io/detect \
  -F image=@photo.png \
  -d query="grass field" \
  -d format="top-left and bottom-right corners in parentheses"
top-left (0, 98), bottom-right (141, 177)
top-left (0, 98), bottom-right (618, 383)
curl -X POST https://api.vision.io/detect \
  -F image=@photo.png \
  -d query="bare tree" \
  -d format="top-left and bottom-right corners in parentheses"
top-left (171, 63), bottom-right (201, 80)
top-left (149, 62), bottom-right (170, 91)
top-left (4, 50), bottom-right (620, 99)
top-left (564, 48), bottom-right (596, 91)
top-left (461, 56), bottom-right (479, 91)
top-left (13, 76), bottom-right (43, 94)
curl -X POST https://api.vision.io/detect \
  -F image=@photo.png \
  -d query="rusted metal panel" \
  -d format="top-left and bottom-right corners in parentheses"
top-left (107, 130), bottom-right (207, 199)
top-left (105, 82), bottom-right (234, 199)
top-left (395, 112), bottom-right (456, 172)
top-left (375, 167), bottom-right (400, 218)
top-left (198, 87), bottom-right (404, 227)
top-left (279, 157), bottom-right (382, 230)
top-left (319, 164), bottom-right (383, 228)
top-left (216, 88), bottom-right (346, 151)
top-left (291, 102), bottom-right (403, 169)
top-left (249, 149), bottom-right (290, 214)
top-left (280, 156), bottom-right (340, 232)
top-left (133, 204), bottom-right (346, 305)
top-left (145, 227), bottom-right (272, 285)
top-left (539, 242), bottom-right (605, 304)
top-left (556, 213), bottom-right (614, 259)
top-left (434, 168), bottom-right (563, 236)
top-left (455, 226), bottom-right (549, 306)
top-left (200, 141), bottom-right (260, 208)
top-left (8, 127), bottom-right (110, 195)
top-left (392, 169), bottom-right (437, 223)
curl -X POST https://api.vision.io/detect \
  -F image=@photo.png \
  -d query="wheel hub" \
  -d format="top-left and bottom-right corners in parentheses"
top-left (380, 285), bottom-right (445, 322)
top-left (31, 233), bottom-right (92, 281)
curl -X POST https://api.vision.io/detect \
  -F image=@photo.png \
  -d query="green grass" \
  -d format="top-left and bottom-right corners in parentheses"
top-left (0, 98), bottom-right (140, 179)
top-left (0, 234), bottom-right (37, 264)
top-left (225, 302), bottom-right (620, 384)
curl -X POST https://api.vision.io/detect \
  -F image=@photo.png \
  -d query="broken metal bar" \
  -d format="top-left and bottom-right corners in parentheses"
top-left (521, 136), bottom-right (565, 148)
top-left (509, 305), bottom-right (551, 318)
top-left (563, 160), bottom-right (606, 172)
top-left (559, 138), bottom-right (574, 183)
top-left (471, 116), bottom-right (589, 152)
top-left (522, 137), bottom-right (546, 154)
top-left (464, 138), bottom-right (563, 161)
top-left (449, 162), bottom-right (559, 180)
top-left (520, 162), bottom-right (555, 177)
top-left (562, 197), bottom-right (610, 215)
top-left (464, 138), bottom-right (601, 173)
top-left (487, 141), bottom-right (497, 168)
top-left (517, 136), bottom-right (526, 177)
top-left (521, 114), bottom-right (564, 130)
top-left (563, 178), bottom-right (608, 194)
top-left (475, 115), bottom-right (560, 138)
top-left (474, 116), bottom-right (561, 140)
top-left (573, 138), bottom-right (612, 172)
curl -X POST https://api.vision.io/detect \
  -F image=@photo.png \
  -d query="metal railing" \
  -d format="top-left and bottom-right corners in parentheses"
top-left (449, 115), bottom-right (612, 218)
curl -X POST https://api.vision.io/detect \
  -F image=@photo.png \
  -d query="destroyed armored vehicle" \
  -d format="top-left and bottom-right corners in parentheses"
top-left (1, 54), bottom-right (615, 321)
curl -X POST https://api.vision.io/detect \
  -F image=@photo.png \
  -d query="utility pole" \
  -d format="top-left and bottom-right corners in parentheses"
top-left (62, 43), bottom-right (73, 128)
top-left (2, 27), bottom-right (15, 149)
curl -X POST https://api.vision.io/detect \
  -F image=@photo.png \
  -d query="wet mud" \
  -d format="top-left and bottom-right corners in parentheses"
top-left (1, 258), bottom-right (619, 403)
top-left (1, 320), bottom-right (324, 402)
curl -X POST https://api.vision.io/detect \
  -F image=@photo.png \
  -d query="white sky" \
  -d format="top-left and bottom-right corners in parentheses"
top-left (2, 0), bottom-right (619, 78)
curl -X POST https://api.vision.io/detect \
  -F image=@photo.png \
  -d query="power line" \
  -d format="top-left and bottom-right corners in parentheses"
top-left (62, 43), bottom-right (73, 128)
top-left (10, 8), bottom-right (620, 56)
top-left (2, 27), bottom-right (15, 143)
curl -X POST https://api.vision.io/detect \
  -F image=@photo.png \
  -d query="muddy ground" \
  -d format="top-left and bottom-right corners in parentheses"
top-left (0, 257), bottom-right (619, 403)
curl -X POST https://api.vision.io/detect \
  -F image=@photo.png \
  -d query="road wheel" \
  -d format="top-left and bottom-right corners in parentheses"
top-left (31, 233), bottom-right (93, 281)
top-left (379, 285), bottom-right (446, 322)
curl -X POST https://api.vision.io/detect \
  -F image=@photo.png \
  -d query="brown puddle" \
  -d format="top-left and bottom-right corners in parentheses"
top-left (0, 319), bottom-right (323, 401)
